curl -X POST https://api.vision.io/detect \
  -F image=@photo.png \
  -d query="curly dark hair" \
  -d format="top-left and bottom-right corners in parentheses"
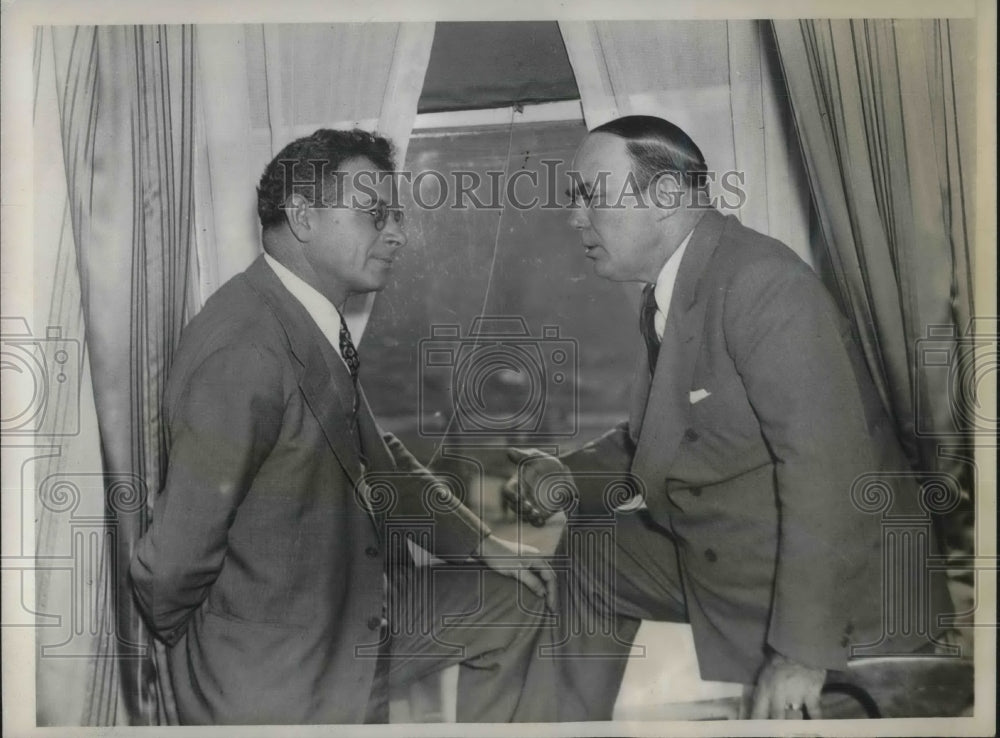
top-left (256, 128), bottom-right (396, 230)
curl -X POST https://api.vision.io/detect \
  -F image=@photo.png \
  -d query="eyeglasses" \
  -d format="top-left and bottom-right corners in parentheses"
top-left (348, 199), bottom-right (404, 232)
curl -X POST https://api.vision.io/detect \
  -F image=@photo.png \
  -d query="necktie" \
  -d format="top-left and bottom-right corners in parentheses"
top-left (339, 319), bottom-right (360, 385)
top-left (640, 283), bottom-right (661, 375)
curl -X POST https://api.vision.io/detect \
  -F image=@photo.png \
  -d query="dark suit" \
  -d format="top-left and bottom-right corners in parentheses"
top-left (131, 256), bottom-right (549, 724)
top-left (549, 210), bottom-right (951, 719)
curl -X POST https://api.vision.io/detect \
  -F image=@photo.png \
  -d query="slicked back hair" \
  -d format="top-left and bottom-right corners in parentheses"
top-left (591, 115), bottom-right (709, 193)
top-left (256, 128), bottom-right (395, 230)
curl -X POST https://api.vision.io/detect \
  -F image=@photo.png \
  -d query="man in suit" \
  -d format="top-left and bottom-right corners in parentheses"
top-left (506, 115), bottom-right (950, 720)
top-left (131, 128), bottom-right (554, 725)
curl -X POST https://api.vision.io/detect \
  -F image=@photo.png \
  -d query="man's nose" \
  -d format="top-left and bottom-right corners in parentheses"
top-left (382, 218), bottom-right (407, 249)
top-left (567, 206), bottom-right (589, 230)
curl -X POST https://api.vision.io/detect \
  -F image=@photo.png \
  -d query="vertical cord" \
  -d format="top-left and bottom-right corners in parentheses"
top-left (426, 104), bottom-right (519, 467)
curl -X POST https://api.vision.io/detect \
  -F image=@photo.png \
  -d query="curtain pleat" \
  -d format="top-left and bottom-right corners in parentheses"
top-left (772, 19), bottom-right (976, 473)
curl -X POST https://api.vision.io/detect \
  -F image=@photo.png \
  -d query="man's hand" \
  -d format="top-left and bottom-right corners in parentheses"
top-left (473, 534), bottom-right (557, 611)
top-left (750, 650), bottom-right (826, 719)
top-left (501, 448), bottom-right (577, 527)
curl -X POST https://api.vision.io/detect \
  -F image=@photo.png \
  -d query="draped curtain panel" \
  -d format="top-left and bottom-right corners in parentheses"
top-left (771, 19), bottom-right (976, 474)
top-left (37, 24), bottom-right (197, 726)
top-left (558, 20), bottom-right (815, 269)
top-left (33, 22), bottom-right (434, 726)
top-left (32, 26), bottom-right (121, 727)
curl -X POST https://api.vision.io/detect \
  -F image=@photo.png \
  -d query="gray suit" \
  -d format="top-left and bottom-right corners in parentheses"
top-left (546, 210), bottom-right (951, 719)
top-left (131, 256), bottom-right (550, 724)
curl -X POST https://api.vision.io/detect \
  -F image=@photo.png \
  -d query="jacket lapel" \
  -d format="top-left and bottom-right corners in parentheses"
top-left (632, 210), bottom-right (726, 485)
top-left (356, 387), bottom-right (393, 470)
top-left (243, 257), bottom-right (376, 530)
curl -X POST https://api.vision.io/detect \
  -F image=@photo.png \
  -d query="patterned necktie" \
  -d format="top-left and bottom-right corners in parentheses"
top-left (339, 318), bottom-right (360, 385)
top-left (640, 283), bottom-right (661, 375)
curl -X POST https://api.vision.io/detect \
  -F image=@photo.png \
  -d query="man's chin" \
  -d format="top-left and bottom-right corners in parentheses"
top-left (590, 263), bottom-right (635, 283)
top-left (590, 260), bottom-right (615, 280)
top-left (368, 265), bottom-right (394, 286)
top-left (346, 279), bottom-right (388, 299)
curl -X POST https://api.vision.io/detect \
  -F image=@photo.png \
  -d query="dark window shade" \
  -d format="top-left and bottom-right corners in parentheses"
top-left (418, 22), bottom-right (580, 113)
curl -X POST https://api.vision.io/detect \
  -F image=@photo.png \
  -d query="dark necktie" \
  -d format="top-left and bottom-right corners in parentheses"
top-left (339, 318), bottom-right (360, 385)
top-left (640, 283), bottom-right (661, 375)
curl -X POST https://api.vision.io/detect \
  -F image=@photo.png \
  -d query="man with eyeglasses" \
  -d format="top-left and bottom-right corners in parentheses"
top-left (131, 128), bottom-right (555, 725)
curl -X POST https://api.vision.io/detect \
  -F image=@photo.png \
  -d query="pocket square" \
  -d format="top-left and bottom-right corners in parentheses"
top-left (689, 389), bottom-right (711, 404)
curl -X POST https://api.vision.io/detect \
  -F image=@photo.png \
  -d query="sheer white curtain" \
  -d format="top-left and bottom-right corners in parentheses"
top-left (558, 20), bottom-right (814, 268)
top-left (193, 22), bottom-right (435, 338)
top-left (31, 27), bottom-right (121, 726)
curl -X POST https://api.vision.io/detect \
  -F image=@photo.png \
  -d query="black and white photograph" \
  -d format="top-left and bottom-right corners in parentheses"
top-left (1, 1), bottom-right (995, 735)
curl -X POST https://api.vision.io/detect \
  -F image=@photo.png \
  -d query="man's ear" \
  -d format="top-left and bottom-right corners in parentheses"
top-left (284, 193), bottom-right (314, 242)
top-left (649, 172), bottom-right (686, 220)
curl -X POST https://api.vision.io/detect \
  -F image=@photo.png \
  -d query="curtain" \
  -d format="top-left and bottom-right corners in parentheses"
top-left (34, 25), bottom-right (197, 726)
top-left (30, 27), bottom-right (121, 726)
top-left (771, 19), bottom-right (976, 474)
top-left (558, 20), bottom-right (815, 269)
top-left (33, 22), bottom-right (434, 725)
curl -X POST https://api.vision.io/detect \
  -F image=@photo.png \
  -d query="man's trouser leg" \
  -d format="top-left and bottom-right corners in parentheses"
top-left (386, 560), bottom-right (555, 722)
top-left (546, 509), bottom-right (688, 721)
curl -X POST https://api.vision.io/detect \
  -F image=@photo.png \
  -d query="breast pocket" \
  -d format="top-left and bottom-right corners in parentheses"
top-left (689, 375), bottom-right (755, 433)
top-left (684, 370), bottom-right (771, 479)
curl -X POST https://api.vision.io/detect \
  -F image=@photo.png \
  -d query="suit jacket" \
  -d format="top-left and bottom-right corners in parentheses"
top-left (563, 210), bottom-right (950, 684)
top-left (130, 255), bottom-right (490, 724)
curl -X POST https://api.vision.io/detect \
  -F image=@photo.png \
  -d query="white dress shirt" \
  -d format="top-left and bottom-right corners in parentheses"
top-left (650, 229), bottom-right (695, 340)
top-left (264, 253), bottom-right (347, 368)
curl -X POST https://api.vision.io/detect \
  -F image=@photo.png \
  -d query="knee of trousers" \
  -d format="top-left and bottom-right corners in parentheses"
top-left (554, 523), bottom-right (620, 601)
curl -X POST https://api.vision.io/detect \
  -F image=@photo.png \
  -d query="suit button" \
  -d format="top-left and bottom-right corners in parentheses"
top-left (704, 548), bottom-right (717, 563)
top-left (689, 487), bottom-right (702, 497)
top-left (367, 616), bottom-right (382, 631)
top-left (840, 635), bottom-right (850, 648)
top-left (845, 622), bottom-right (855, 635)
top-left (365, 546), bottom-right (379, 558)
top-left (684, 428), bottom-right (699, 443)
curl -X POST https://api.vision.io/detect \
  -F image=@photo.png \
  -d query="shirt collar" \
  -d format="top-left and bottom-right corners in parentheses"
top-left (652, 227), bottom-right (695, 313)
top-left (263, 252), bottom-right (344, 352)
